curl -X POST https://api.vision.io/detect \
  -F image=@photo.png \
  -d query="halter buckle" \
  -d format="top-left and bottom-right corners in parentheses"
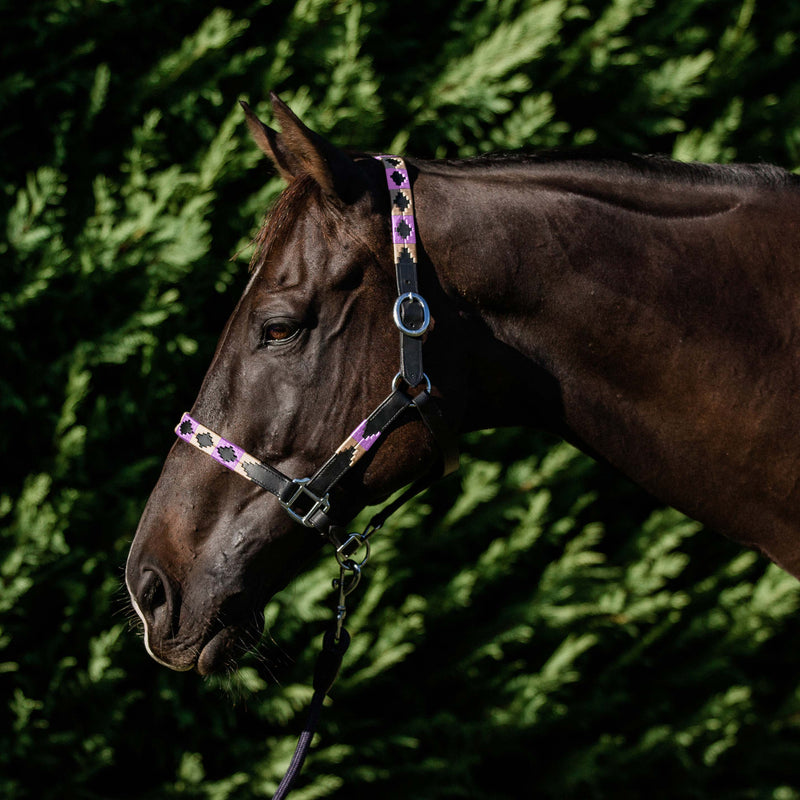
top-left (280, 478), bottom-right (331, 528)
top-left (393, 292), bottom-right (431, 338)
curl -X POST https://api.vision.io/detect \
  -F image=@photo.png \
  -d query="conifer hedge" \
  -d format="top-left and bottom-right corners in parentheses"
top-left (3, 1), bottom-right (800, 797)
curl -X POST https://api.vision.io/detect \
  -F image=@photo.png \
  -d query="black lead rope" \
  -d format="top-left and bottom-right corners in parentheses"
top-left (271, 627), bottom-right (351, 800)
top-left (271, 551), bottom-right (364, 800)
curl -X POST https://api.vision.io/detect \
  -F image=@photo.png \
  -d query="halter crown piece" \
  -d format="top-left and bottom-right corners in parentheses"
top-left (174, 156), bottom-right (458, 554)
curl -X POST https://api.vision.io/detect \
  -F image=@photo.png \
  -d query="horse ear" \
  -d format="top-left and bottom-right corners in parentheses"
top-left (241, 94), bottom-right (363, 202)
top-left (240, 100), bottom-right (302, 183)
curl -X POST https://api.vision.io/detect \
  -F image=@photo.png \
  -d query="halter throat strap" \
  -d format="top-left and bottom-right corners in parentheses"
top-left (174, 156), bottom-right (458, 544)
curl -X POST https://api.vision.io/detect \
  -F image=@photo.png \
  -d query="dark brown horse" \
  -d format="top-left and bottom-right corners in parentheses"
top-left (126, 93), bottom-right (800, 675)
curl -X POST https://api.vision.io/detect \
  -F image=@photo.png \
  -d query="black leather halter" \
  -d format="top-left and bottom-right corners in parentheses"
top-left (174, 156), bottom-right (458, 552)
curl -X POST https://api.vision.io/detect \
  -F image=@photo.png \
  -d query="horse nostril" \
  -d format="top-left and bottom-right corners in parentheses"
top-left (137, 568), bottom-right (171, 631)
top-left (127, 564), bottom-right (195, 671)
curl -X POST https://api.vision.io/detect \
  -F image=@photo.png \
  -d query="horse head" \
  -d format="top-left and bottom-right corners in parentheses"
top-left (125, 95), bottom-right (463, 674)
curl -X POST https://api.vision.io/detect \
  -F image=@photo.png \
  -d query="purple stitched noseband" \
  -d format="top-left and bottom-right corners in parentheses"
top-left (176, 408), bottom-right (384, 483)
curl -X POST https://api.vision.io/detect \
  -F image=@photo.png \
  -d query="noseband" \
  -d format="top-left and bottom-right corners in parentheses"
top-left (174, 156), bottom-right (458, 554)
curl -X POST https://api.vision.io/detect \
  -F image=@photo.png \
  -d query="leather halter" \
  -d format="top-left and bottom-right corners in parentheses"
top-left (174, 156), bottom-right (458, 551)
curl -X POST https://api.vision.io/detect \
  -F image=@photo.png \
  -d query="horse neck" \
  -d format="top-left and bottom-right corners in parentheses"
top-left (414, 158), bottom-right (800, 574)
top-left (414, 158), bottom-right (797, 440)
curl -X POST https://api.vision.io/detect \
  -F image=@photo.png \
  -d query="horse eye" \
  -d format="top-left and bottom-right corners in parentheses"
top-left (260, 319), bottom-right (300, 347)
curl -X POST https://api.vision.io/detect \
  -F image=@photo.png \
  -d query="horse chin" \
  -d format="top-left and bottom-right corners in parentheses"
top-left (196, 625), bottom-right (244, 676)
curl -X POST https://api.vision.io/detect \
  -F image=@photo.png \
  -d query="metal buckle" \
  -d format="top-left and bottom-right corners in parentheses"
top-left (280, 478), bottom-right (331, 527)
top-left (393, 292), bottom-right (431, 338)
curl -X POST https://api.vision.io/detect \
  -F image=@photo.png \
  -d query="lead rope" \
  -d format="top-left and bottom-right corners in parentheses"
top-left (271, 544), bottom-right (368, 800)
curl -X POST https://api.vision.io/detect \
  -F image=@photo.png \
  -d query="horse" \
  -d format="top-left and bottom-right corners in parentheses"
top-left (126, 93), bottom-right (800, 676)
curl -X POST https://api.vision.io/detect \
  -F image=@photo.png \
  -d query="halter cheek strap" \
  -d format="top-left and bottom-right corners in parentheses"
top-left (379, 156), bottom-right (429, 388)
top-left (174, 156), bottom-right (458, 546)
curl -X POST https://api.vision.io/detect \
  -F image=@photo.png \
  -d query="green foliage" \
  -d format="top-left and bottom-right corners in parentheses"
top-left (2, 0), bottom-right (800, 797)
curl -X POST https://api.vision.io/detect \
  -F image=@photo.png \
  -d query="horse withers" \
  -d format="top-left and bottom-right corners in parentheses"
top-left (126, 94), bottom-right (800, 674)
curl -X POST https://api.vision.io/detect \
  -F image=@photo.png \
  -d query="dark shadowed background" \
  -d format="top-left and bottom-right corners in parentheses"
top-left (3, 0), bottom-right (800, 797)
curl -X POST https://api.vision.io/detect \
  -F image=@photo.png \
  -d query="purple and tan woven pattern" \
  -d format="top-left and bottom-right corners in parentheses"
top-left (335, 417), bottom-right (382, 467)
top-left (375, 156), bottom-right (418, 274)
top-left (177, 412), bottom-right (381, 484)
top-left (176, 414), bottom-right (260, 481)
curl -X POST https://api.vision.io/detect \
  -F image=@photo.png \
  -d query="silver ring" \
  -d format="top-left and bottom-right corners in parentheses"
top-left (392, 371), bottom-right (432, 393)
top-left (393, 293), bottom-right (431, 338)
top-left (335, 534), bottom-right (371, 570)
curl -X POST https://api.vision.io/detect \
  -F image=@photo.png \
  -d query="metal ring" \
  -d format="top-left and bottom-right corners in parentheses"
top-left (335, 534), bottom-right (371, 570)
top-left (393, 292), bottom-right (431, 338)
top-left (392, 371), bottom-right (432, 393)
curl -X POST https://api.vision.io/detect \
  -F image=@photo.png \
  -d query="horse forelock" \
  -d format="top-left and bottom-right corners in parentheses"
top-left (249, 173), bottom-right (326, 276)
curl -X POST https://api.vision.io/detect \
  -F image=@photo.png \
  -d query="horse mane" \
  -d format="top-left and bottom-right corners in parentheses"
top-left (428, 150), bottom-right (800, 190)
top-left (249, 151), bottom-right (798, 273)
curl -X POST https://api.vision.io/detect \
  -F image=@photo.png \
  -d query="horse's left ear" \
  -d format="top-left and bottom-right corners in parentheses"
top-left (240, 93), bottom-right (364, 203)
